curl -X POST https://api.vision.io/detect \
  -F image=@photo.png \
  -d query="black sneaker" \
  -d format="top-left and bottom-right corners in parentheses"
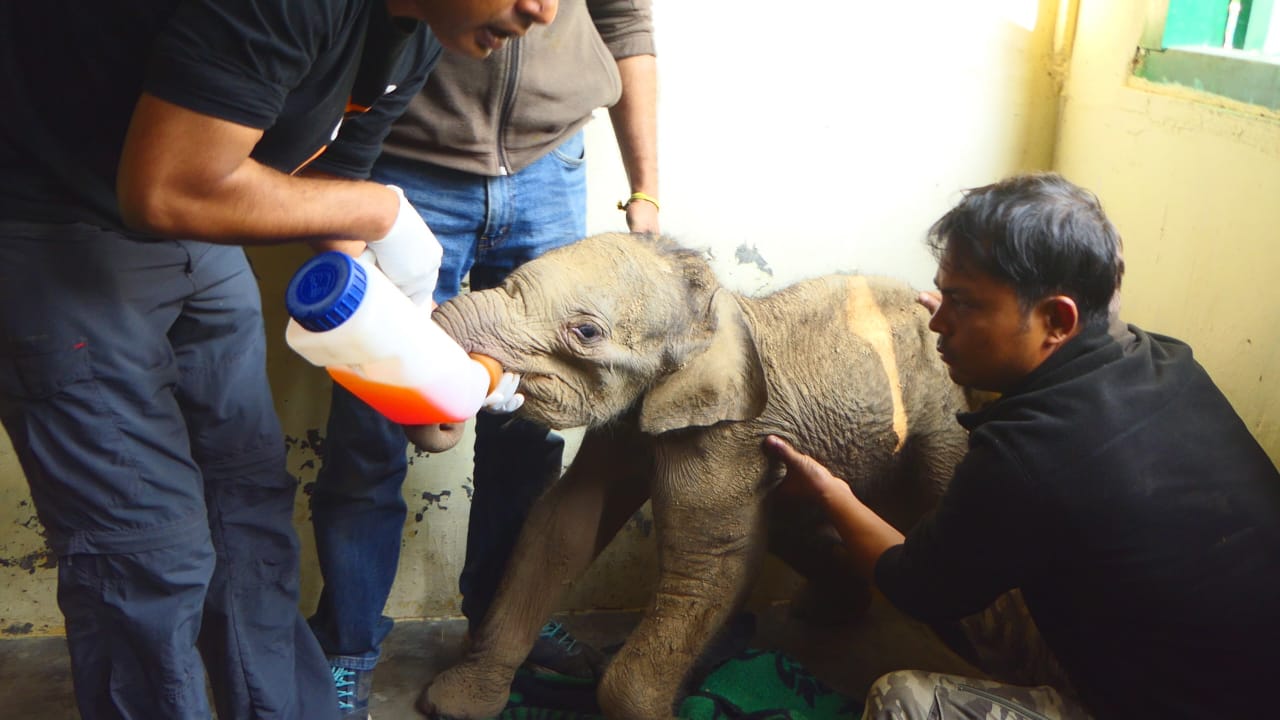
top-left (523, 620), bottom-right (606, 681)
top-left (330, 662), bottom-right (373, 720)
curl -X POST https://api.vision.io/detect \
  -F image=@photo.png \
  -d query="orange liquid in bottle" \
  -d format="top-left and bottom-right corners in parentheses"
top-left (327, 354), bottom-right (502, 425)
top-left (328, 367), bottom-right (459, 424)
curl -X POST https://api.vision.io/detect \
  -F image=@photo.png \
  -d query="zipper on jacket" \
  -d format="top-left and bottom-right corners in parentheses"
top-left (496, 37), bottom-right (521, 175)
top-left (953, 683), bottom-right (1057, 720)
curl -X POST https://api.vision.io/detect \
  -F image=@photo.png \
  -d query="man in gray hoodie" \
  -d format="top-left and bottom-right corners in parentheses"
top-left (306, 1), bottom-right (658, 717)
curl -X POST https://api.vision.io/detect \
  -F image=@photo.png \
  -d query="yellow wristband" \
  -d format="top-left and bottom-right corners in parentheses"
top-left (617, 192), bottom-right (660, 212)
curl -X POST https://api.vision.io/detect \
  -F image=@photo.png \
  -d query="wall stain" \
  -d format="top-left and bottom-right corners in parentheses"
top-left (0, 549), bottom-right (57, 574)
top-left (3, 505), bottom-right (56, 574)
top-left (3, 622), bottom-right (34, 636)
top-left (284, 428), bottom-right (327, 461)
top-left (413, 489), bottom-right (452, 522)
top-left (628, 509), bottom-right (653, 537)
top-left (407, 446), bottom-right (435, 465)
top-left (735, 244), bottom-right (773, 276)
top-left (285, 428), bottom-right (327, 499)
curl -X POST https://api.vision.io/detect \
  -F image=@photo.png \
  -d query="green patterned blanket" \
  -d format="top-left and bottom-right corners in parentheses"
top-left (498, 648), bottom-right (862, 720)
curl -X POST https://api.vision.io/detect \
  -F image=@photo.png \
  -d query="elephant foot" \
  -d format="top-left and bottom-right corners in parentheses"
top-left (597, 651), bottom-right (691, 720)
top-left (688, 612), bottom-right (756, 684)
top-left (417, 660), bottom-right (514, 720)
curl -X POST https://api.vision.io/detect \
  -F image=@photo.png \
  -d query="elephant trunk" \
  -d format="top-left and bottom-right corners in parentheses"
top-left (433, 289), bottom-right (512, 362)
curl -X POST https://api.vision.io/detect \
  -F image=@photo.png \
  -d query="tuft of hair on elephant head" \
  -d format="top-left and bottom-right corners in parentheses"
top-left (419, 232), bottom-right (973, 720)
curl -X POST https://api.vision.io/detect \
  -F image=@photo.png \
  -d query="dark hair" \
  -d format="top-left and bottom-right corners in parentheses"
top-left (926, 172), bottom-right (1124, 329)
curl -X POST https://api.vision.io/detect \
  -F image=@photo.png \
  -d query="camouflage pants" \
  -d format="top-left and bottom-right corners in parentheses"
top-left (863, 670), bottom-right (1093, 720)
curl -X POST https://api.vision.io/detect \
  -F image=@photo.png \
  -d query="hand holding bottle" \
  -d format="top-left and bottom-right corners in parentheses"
top-left (285, 252), bottom-right (498, 425)
top-left (481, 372), bottom-right (524, 413)
top-left (365, 185), bottom-right (441, 306)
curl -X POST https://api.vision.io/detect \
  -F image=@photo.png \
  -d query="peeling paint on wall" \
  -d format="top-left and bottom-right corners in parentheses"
top-left (734, 244), bottom-right (773, 276)
top-left (0, 549), bottom-right (56, 575)
top-left (285, 428), bottom-right (327, 501)
top-left (2, 500), bottom-right (56, 575)
top-left (285, 429), bottom-right (327, 464)
top-left (407, 446), bottom-right (436, 466)
top-left (413, 489), bottom-right (453, 522)
top-left (628, 508), bottom-right (653, 537)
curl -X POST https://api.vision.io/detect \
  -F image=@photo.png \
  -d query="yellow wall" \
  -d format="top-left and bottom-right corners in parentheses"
top-left (1054, 0), bottom-right (1280, 465)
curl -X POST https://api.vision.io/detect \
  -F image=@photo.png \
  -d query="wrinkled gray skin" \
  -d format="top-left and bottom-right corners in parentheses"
top-left (420, 233), bottom-right (972, 719)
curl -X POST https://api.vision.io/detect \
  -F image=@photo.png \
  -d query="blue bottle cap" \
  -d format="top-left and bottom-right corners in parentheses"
top-left (285, 252), bottom-right (369, 332)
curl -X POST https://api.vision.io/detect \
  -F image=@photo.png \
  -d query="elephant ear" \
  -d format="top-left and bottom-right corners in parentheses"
top-left (639, 290), bottom-right (768, 434)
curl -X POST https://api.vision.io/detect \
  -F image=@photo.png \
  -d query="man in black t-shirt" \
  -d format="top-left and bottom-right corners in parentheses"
top-left (767, 173), bottom-right (1280, 718)
top-left (0, 1), bottom-right (556, 719)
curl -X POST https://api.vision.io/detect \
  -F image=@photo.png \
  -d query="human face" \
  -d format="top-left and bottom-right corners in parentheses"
top-left (390, 0), bottom-right (558, 59)
top-left (927, 256), bottom-right (1057, 394)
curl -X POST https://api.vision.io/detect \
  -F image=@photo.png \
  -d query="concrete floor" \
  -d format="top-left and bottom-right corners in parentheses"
top-left (1, 596), bottom-right (977, 719)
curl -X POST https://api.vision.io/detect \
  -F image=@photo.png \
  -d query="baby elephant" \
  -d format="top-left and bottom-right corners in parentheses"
top-left (420, 233), bottom-right (969, 719)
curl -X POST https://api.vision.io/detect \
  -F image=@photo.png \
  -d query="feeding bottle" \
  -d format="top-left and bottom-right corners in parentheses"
top-left (284, 251), bottom-right (501, 425)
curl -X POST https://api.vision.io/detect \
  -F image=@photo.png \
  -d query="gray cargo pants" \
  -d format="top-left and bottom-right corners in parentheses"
top-left (0, 221), bottom-right (336, 720)
top-left (866, 587), bottom-right (1091, 719)
top-left (863, 670), bottom-right (1092, 720)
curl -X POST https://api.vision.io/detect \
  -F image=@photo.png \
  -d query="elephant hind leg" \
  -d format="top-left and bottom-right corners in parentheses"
top-left (789, 574), bottom-right (872, 627)
top-left (893, 426), bottom-right (966, 523)
top-left (768, 501), bottom-right (872, 625)
top-left (958, 589), bottom-right (1077, 697)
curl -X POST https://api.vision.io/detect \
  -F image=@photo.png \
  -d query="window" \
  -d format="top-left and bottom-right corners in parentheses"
top-left (1134, 0), bottom-right (1280, 111)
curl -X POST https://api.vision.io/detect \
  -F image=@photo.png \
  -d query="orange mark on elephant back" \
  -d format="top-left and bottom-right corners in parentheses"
top-left (845, 278), bottom-right (907, 451)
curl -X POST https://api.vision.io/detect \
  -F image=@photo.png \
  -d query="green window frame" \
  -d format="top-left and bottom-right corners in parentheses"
top-left (1134, 0), bottom-right (1280, 111)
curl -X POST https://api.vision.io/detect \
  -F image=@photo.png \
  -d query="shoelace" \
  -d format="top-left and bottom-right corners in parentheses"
top-left (332, 666), bottom-right (356, 711)
top-left (539, 620), bottom-right (579, 653)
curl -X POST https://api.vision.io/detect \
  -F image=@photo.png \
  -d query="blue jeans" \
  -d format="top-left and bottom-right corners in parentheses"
top-left (309, 132), bottom-right (587, 670)
top-left (0, 222), bottom-right (336, 719)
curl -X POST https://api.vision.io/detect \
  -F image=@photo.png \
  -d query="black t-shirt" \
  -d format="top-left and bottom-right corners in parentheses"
top-left (0, 0), bottom-right (440, 227)
top-left (876, 325), bottom-right (1280, 718)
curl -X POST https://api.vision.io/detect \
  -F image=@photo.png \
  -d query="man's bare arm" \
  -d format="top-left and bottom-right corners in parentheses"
top-left (608, 54), bottom-right (659, 234)
top-left (117, 93), bottom-right (398, 246)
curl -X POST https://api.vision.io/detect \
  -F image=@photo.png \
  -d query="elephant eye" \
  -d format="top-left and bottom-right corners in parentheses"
top-left (569, 321), bottom-right (604, 343)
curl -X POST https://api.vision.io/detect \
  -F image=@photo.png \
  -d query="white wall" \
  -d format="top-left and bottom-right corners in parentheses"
top-left (586, 1), bottom-right (1062, 294)
top-left (0, 0), bottom-right (1064, 635)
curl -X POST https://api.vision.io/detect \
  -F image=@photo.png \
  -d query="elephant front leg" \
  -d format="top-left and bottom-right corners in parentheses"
top-left (598, 450), bottom-right (767, 719)
top-left (421, 428), bottom-right (652, 719)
